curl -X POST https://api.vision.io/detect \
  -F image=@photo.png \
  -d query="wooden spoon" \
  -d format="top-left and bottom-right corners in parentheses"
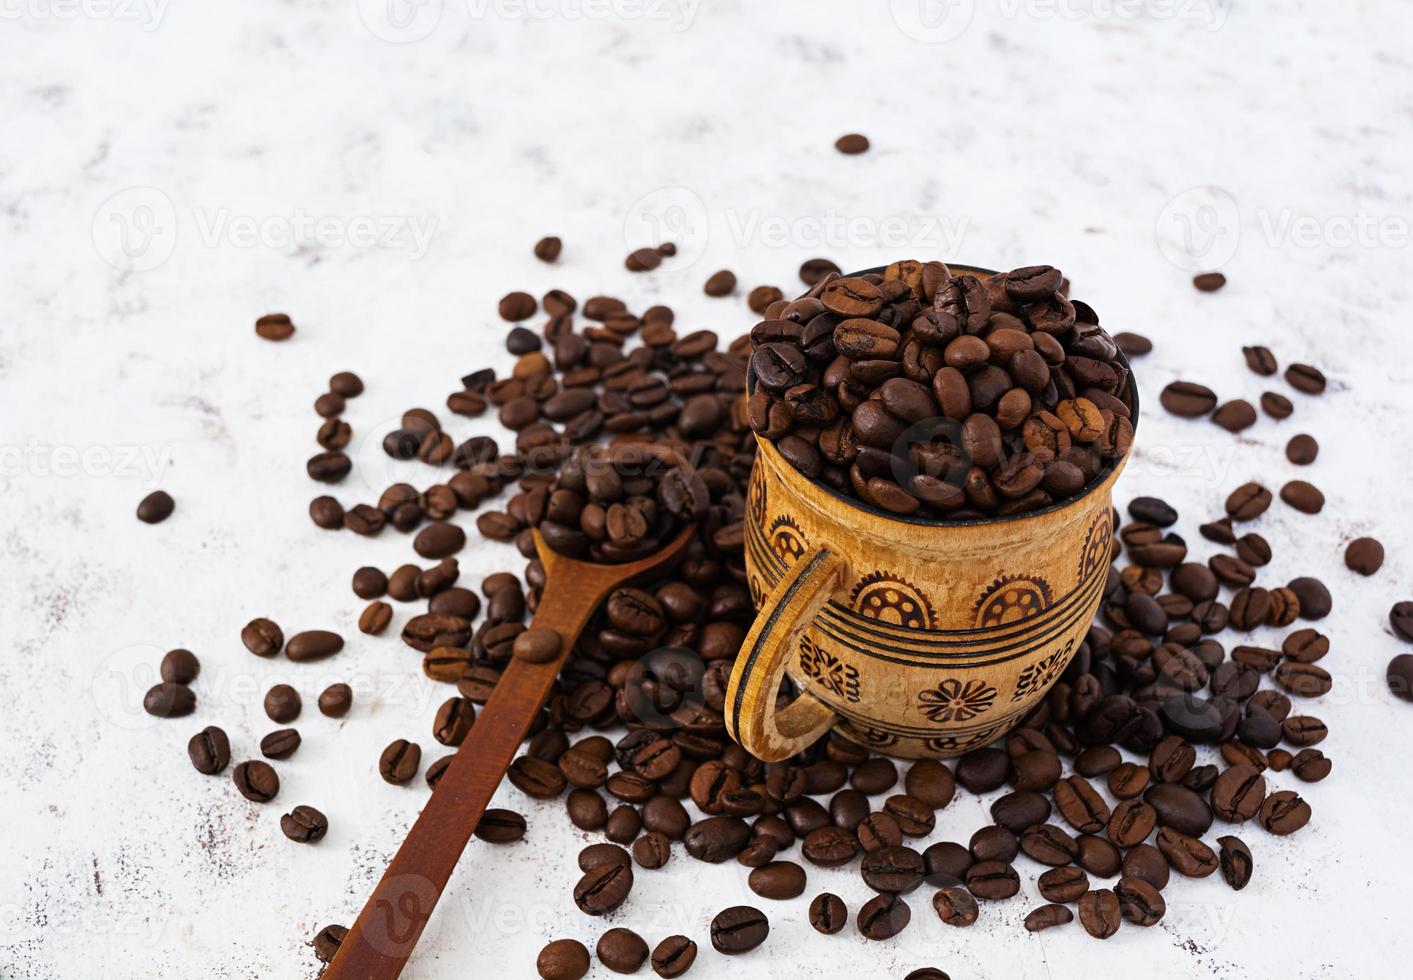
top-left (325, 524), bottom-right (697, 979)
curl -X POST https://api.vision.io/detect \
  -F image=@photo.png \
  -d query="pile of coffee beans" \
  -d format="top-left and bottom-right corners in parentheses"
top-left (142, 252), bottom-right (1402, 978)
top-left (747, 261), bottom-right (1133, 518)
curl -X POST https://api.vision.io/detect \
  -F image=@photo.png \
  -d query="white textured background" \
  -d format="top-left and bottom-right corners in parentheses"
top-left (2, 1), bottom-right (1410, 977)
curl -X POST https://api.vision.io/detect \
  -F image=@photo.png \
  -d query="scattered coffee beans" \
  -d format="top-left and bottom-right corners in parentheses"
top-left (136, 490), bottom-right (175, 524)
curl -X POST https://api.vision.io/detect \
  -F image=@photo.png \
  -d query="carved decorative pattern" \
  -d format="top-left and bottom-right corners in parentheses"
top-left (797, 633), bottom-right (860, 703)
top-left (768, 515), bottom-right (809, 565)
top-left (749, 464), bottom-right (768, 528)
top-left (1011, 639), bottom-right (1074, 703)
top-left (849, 572), bottom-right (936, 630)
top-left (922, 719), bottom-right (1010, 754)
top-left (917, 678), bottom-right (998, 723)
top-left (973, 574), bottom-right (1054, 629)
top-left (1078, 510), bottom-right (1113, 581)
top-left (840, 721), bottom-right (899, 750)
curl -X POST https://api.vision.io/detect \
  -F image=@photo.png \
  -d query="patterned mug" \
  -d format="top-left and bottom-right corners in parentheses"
top-left (725, 265), bottom-right (1136, 760)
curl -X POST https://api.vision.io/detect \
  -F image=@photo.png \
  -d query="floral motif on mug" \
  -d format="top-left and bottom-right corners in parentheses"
top-left (798, 633), bottom-right (860, 703)
top-left (849, 572), bottom-right (937, 630)
top-left (1010, 639), bottom-right (1074, 703)
top-left (917, 678), bottom-right (998, 723)
top-left (1078, 510), bottom-right (1113, 581)
top-left (973, 575), bottom-right (1054, 629)
top-left (768, 515), bottom-right (809, 564)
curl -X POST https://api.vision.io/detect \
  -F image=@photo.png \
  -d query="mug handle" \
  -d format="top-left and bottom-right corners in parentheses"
top-left (726, 546), bottom-right (847, 762)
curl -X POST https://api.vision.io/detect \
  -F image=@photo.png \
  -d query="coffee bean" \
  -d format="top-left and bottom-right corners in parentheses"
top-left (1193, 272), bottom-right (1226, 292)
top-left (904, 760), bottom-right (955, 809)
top-left (536, 939), bottom-right (590, 980)
top-left (514, 627), bottom-right (563, 663)
top-left (1115, 876), bottom-right (1165, 926)
top-left (1260, 391), bottom-right (1293, 419)
top-left (1039, 866), bottom-right (1090, 904)
top-left (579, 843), bottom-right (631, 873)
top-left (597, 928), bottom-right (648, 975)
top-left (359, 601), bottom-right (392, 636)
top-left (1258, 790), bottom-right (1311, 835)
top-left (1217, 835), bottom-right (1253, 890)
top-left (1161, 381), bottom-right (1218, 417)
top-left (633, 832), bottom-right (672, 870)
top-left (233, 760), bottom-right (279, 803)
top-left (379, 739), bottom-right (421, 785)
top-left (1287, 577), bottom-right (1331, 619)
top-left (306, 451), bottom-right (351, 483)
top-left (857, 893), bottom-right (909, 940)
top-left (261, 728), bottom-right (301, 760)
top-left (533, 236), bottom-right (561, 262)
top-left (286, 629), bottom-right (344, 663)
top-left (474, 809), bottom-right (527, 844)
top-left (574, 861), bottom-right (634, 916)
top-left (309, 496), bottom-right (345, 529)
top-left (1211, 765), bottom-right (1266, 822)
top-left (1242, 345), bottom-right (1277, 375)
top-left (1156, 827), bottom-right (1217, 877)
top-left (651, 936), bottom-right (697, 978)
top-left (499, 291), bottom-right (537, 321)
top-left (188, 726), bottom-right (230, 775)
top-left (263, 684), bottom-right (300, 723)
top-left (686, 816), bottom-right (752, 863)
top-left (280, 804), bottom-right (327, 843)
top-left (801, 825), bottom-right (859, 866)
top-left (1345, 537), bottom-right (1384, 575)
top-left (835, 133), bottom-right (870, 154)
top-left (158, 648), bottom-right (199, 685)
top-left (1025, 904), bottom-right (1074, 932)
top-left (1285, 363), bottom-right (1326, 394)
top-left (703, 270), bottom-right (737, 297)
top-left (932, 886), bottom-right (978, 927)
top-left (1212, 399), bottom-right (1257, 432)
top-left (1280, 480), bottom-right (1324, 514)
top-left (965, 860), bottom-right (1020, 900)
top-left (860, 845), bottom-right (924, 893)
top-left (352, 566), bottom-right (387, 599)
top-left (1114, 332), bottom-right (1151, 356)
top-left (1389, 654), bottom-right (1413, 701)
top-left (1077, 888), bottom-right (1121, 939)
top-left (800, 258), bottom-right (841, 285)
top-left (136, 490), bottom-right (175, 524)
top-left (1225, 482), bottom-right (1272, 521)
top-left (317, 683), bottom-right (352, 718)
top-left (1286, 433), bottom-right (1319, 464)
top-left (255, 312), bottom-right (295, 341)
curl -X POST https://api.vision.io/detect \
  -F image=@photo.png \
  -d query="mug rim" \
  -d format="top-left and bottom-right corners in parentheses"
top-left (746, 262), bottom-right (1140, 529)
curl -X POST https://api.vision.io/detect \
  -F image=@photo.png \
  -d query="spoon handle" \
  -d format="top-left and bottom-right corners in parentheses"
top-left (325, 572), bottom-right (601, 980)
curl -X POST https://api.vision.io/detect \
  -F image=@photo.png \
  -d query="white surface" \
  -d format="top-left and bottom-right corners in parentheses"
top-left (2, 2), bottom-right (1411, 978)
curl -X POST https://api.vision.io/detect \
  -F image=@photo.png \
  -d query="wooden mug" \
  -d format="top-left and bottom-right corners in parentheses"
top-left (726, 265), bottom-right (1136, 761)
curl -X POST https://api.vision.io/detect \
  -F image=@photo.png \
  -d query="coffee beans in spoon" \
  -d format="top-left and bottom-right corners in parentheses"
top-left (747, 262), bottom-right (1133, 518)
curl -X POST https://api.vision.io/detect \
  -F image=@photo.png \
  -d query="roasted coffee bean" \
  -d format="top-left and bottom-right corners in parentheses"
top-left (1389, 654), bottom-right (1413, 701)
top-left (263, 684), bottom-right (301, 723)
top-left (143, 681), bottom-right (195, 718)
top-left (860, 845), bottom-right (925, 894)
top-left (1280, 479), bottom-right (1325, 514)
top-left (280, 804), bottom-right (328, 844)
top-left (574, 861), bottom-right (634, 915)
top-left (1161, 381), bottom-right (1218, 417)
top-left (1225, 482), bottom-right (1272, 521)
top-left (1145, 783), bottom-right (1213, 836)
top-left (685, 816), bottom-right (752, 863)
top-left (537, 939), bottom-right (589, 980)
top-left (514, 627), bottom-right (563, 663)
top-left (286, 629), bottom-right (344, 663)
top-left (352, 566), bottom-right (387, 599)
top-left (1258, 790), bottom-right (1312, 835)
top-left (379, 739), bottom-right (421, 785)
top-left (1343, 537), bottom-right (1384, 576)
top-left (748, 860), bottom-right (806, 900)
top-left (1193, 272), bottom-right (1226, 292)
top-left (932, 886), bottom-right (979, 928)
top-left (1108, 799), bottom-right (1157, 848)
top-left (805, 892), bottom-right (848, 935)
top-left (921, 841), bottom-right (972, 888)
top-left (711, 905), bottom-right (769, 953)
top-left (578, 842), bottom-right (631, 873)
top-left (835, 133), bottom-right (870, 154)
top-left (1212, 399), bottom-right (1256, 432)
top-left (1242, 345), bottom-right (1277, 376)
top-left (309, 496), bottom-right (345, 529)
top-left (1211, 765), bottom-right (1266, 822)
top-left (904, 759), bottom-right (955, 809)
top-left (1274, 661), bottom-right (1332, 697)
top-left (1038, 865), bottom-right (1090, 903)
top-left (242, 617), bottom-right (284, 657)
top-left (1115, 876), bottom-right (1165, 926)
top-left (255, 312), bottom-right (295, 341)
top-left (359, 601), bottom-right (392, 635)
top-left (136, 490), bottom-right (176, 524)
top-left (1156, 827), bottom-right (1217, 877)
top-left (261, 728), bottom-right (301, 760)
top-left (1077, 889), bottom-right (1121, 939)
top-left (1284, 431), bottom-right (1319, 464)
top-left (233, 760), bottom-right (279, 803)
top-left (651, 936), bottom-right (697, 978)
top-left (594, 928), bottom-right (648, 975)
top-left (857, 893), bottom-right (910, 940)
top-left (965, 860), bottom-right (1020, 900)
top-left (1025, 904), bottom-right (1074, 932)
top-left (1285, 363), bottom-right (1326, 394)
top-left (188, 726), bottom-right (230, 775)
top-left (802, 825), bottom-right (859, 866)
top-left (969, 825), bottom-right (1019, 864)
top-left (1217, 835), bottom-right (1253, 890)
